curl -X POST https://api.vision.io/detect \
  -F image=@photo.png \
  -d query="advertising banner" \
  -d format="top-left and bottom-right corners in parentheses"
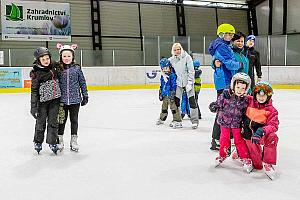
top-left (1, 0), bottom-right (71, 41)
top-left (0, 68), bottom-right (22, 88)
top-left (145, 67), bottom-right (161, 84)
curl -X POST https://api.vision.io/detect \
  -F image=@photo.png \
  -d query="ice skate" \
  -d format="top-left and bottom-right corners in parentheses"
top-left (264, 163), bottom-right (275, 180)
top-left (231, 149), bottom-right (239, 160)
top-left (156, 118), bottom-right (164, 125)
top-left (210, 139), bottom-right (220, 151)
top-left (34, 143), bottom-right (42, 154)
top-left (58, 135), bottom-right (64, 152)
top-left (70, 135), bottom-right (79, 152)
top-left (49, 144), bottom-right (59, 155)
top-left (172, 121), bottom-right (182, 129)
top-left (215, 156), bottom-right (226, 167)
top-left (169, 121), bottom-right (174, 127)
top-left (242, 158), bottom-right (253, 173)
top-left (191, 123), bottom-right (198, 129)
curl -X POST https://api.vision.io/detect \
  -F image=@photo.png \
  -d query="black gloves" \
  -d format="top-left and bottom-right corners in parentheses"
top-left (251, 127), bottom-right (265, 144)
top-left (81, 97), bottom-right (89, 106)
top-left (170, 91), bottom-right (176, 103)
top-left (159, 89), bottom-right (163, 101)
top-left (223, 89), bottom-right (231, 99)
top-left (209, 101), bottom-right (218, 113)
top-left (30, 107), bottom-right (38, 119)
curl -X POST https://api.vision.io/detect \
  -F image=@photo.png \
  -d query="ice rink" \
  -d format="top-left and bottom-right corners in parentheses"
top-left (1, 88), bottom-right (300, 200)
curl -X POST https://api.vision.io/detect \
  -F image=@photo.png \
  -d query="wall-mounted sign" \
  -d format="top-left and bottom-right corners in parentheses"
top-left (0, 68), bottom-right (22, 88)
top-left (1, 0), bottom-right (71, 41)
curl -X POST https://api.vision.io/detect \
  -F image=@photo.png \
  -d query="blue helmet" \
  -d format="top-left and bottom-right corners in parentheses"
top-left (193, 60), bottom-right (200, 69)
top-left (247, 35), bottom-right (256, 43)
top-left (160, 58), bottom-right (171, 69)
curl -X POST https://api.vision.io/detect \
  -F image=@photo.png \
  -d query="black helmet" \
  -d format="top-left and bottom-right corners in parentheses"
top-left (34, 47), bottom-right (51, 60)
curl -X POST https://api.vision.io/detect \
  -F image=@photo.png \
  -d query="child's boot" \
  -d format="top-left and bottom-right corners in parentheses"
top-left (49, 144), bottom-right (59, 155)
top-left (264, 163), bottom-right (275, 180)
top-left (34, 143), bottom-right (42, 154)
top-left (210, 139), bottom-right (220, 151)
top-left (70, 135), bottom-right (79, 152)
top-left (58, 135), bottom-right (64, 152)
top-left (156, 118), bottom-right (164, 125)
top-left (172, 121), bottom-right (182, 129)
top-left (215, 156), bottom-right (226, 167)
top-left (242, 158), bottom-right (253, 173)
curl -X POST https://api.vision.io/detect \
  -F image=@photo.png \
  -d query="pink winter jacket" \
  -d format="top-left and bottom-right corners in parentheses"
top-left (242, 95), bottom-right (279, 140)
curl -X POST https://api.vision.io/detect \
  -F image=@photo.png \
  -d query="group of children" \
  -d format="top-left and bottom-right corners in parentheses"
top-left (207, 23), bottom-right (279, 180)
top-left (30, 44), bottom-right (89, 155)
top-left (156, 26), bottom-right (279, 180)
top-left (210, 72), bottom-right (279, 180)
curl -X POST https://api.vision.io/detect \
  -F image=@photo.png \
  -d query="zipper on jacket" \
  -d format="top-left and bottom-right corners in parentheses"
top-left (50, 70), bottom-right (57, 97)
top-left (67, 69), bottom-right (70, 105)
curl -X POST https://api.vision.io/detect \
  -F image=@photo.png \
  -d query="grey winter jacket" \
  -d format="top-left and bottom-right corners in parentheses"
top-left (169, 50), bottom-right (194, 87)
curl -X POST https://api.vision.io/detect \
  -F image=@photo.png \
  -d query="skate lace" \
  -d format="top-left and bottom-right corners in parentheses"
top-left (264, 163), bottom-right (273, 171)
top-left (242, 158), bottom-right (252, 165)
top-left (232, 150), bottom-right (239, 160)
top-left (49, 144), bottom-right (58, 150)
top-left (34, 143), bottom-right (42, 149)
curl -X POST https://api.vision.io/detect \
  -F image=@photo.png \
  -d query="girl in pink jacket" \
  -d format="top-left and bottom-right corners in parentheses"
top-left (234, 81), bottom-right (279, 180)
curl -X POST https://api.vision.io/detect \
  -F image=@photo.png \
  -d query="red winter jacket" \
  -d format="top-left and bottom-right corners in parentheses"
top-left (242, 95), bottom-right (279, 140)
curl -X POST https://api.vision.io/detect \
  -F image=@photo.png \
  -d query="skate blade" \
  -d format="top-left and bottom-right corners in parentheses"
top-left (70, 148), bottom-right (79, 152)
top-left (244, 167), bottom-right (253, 174)
top-left (265, 172), bottom-right (275, 180)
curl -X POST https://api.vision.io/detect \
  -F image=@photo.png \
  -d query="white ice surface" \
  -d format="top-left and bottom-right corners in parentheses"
top-left (1, 89), bottom-right (300, 200)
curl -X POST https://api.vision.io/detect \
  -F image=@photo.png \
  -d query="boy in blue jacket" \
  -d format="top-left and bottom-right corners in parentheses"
top-left (156, 58), bottom-right (182, 128)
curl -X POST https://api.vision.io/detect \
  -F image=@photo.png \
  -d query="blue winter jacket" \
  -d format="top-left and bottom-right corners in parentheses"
top-left (208, 37), bottom-right (241, 90)
top-left (59, 64), bottom-right (88, 105)
top-left (232, 46), bottom-right (249, 75)
top-left (160, 71), bottom-right (177, 97)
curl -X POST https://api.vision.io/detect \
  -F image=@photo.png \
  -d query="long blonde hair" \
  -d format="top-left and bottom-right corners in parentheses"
top-left (171, 42), bottom-right (183, 56)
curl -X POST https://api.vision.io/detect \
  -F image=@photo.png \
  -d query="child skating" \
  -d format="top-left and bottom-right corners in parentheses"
top-left (156, 58), bottom-right (182, 128)
top-left (210, 73), bottom-right (253, 173)
top-left (30, 47), bottom-right (61, 154)
top-left (56, 43), bottom-right (89, 152)
top-left (232, 81), bottom-right (279, 180)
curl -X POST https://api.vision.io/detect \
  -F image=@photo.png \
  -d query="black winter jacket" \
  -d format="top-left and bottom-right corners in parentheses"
top-left (30, 62), bottom-right (61, 108)
top-left (245, 47), bottom-right (262, 89)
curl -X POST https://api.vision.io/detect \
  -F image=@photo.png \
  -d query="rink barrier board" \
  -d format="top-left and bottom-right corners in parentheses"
top-left (1, 66), bottom-right (300, 93)
top-left (1, 84), bottom-right (300, 93)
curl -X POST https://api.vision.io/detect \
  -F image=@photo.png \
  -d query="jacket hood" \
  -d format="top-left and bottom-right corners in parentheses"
top-left (208, 37), bottom-right (231, 56)
top-left (32, 61), bottom-right (50, 72)
top-left (173, 50), bottom-right (187, 59)
top-left (254, 97), bottom-right (273, 108)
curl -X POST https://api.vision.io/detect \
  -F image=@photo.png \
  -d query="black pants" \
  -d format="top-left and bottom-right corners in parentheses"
top-left (211, 89), bottom-right (223, 140)
top-left (58, 104), bottom-right (80, 136)
top-left (33, 99), bottom-right (59, 144)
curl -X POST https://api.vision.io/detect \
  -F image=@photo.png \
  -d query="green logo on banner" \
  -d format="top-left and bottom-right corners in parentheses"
top-left (5, 3), bottom-right (24, 21)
